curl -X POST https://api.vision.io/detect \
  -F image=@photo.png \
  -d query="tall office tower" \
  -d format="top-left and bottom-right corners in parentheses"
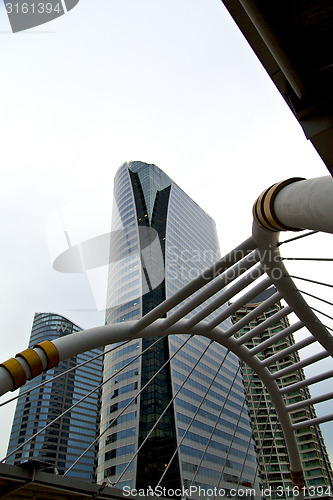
top-left (98, 161), bottom-right (259, 495)
top-left (233, 288), bottom-right (333, 499)
top-left (6, 313), bottom-right (103, 481)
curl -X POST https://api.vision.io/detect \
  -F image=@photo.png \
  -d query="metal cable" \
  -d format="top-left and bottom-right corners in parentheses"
top-left (156, 347), bottom-right (231, 487)
top-left (2, 337), bottom-right (163, 463)
top-left (289, 276), bottom-right (333, 290)
top-left (297, 290), bottom-right (333, 309)
top-left (252, 398), bottom-right (275, 490)
top-left (277, 231), bottom-right (318, 247)
top-left (114, 338), bottom-right (214, 486)
top-left (190, 363), bottom-right (242, 489)
top-left (64, 335), bottom-right (194, 476)
top-left (255, 408), bottom-right (281, 492)
top-left (310, 308), bottom-right (333, 323)
top-left (281, 257), bottom-right (333, 262)
top-left (0, 340), bottom-right (132, 409)
top-left (235, 372), bottom-right (268, 492)
top-left (213, 365), bottom-right (252, 494)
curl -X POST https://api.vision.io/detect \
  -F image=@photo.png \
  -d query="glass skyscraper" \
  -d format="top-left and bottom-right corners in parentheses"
top-left (98, 161), bottom-right (259, 495)
top-left (6, 313), bottom-right (103, 481)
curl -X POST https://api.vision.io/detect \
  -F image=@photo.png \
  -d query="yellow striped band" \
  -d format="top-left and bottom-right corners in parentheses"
top-left (290, 468), bottom-right (305, 488)
top-left (0, 358), bottom-right (27, 390)
top-left (253, 178), bottom-right (305, 232)
top-left (35, 340), bottom-right (59, 369)
top-left (16, 348), bottom-right (44, 380)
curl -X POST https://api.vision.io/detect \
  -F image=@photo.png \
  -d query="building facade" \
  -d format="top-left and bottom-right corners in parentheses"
top-left (233, 288), bottom-right (333, 499)
top-left (6, 313), bottom-right (103, 481)
top-left (97, 161), bottom-right (260, 495)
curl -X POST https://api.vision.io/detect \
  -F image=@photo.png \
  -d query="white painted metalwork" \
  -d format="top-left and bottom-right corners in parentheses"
top-left (1, 175), bottom-right (332, 500)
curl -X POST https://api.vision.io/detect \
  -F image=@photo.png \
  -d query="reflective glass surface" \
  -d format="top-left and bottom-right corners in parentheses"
top-left (6, 313), bottom-right (103, 482)
top-left (99, 162), bottom-right (258, 493)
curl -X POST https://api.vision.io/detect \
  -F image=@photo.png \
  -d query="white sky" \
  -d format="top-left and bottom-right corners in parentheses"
top-left (0, 0), bottom-right (332, 466)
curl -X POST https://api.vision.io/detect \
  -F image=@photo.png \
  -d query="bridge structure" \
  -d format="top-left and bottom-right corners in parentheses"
top-left (1, 1), bottom-right (333, 498)
top-left (0, 176), bottom-right (332, 499)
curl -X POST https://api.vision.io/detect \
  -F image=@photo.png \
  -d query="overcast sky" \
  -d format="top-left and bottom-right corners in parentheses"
top-left (0, 0), bottom-right (332, 464)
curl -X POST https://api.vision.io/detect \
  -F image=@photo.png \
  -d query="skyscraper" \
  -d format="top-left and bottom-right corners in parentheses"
top-left (97, 161), bottom-right (259, 494)
top-left (6, 313), bottom-right (103, 482)
top-left (233, 288), bottom-right (333, 499)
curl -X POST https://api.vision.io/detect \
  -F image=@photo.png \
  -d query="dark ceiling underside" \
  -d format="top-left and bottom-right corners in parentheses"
top-left (222, 0), bottom-right (333, 175)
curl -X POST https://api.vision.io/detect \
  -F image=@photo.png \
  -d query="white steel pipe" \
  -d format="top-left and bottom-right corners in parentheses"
top-left (274, 176), bottom-right (333, 234)
top-left (271, 351), bottom-right (330, 380)
top-left (280, 370), bottom-right (333, 395)
top-left (0, 318), bottom-right (303, 478)
top-left (161, 250), bottom-right (260, 330)
top-left (250, 320), bottom-right (304, 356)
top-left (292, 414), bottom-right (333, 430)
top-left (130, 236), bottom-right (256, 335)
top-left (261, 336), bottom-right (316, 367)
top-left (237, 304), bottom-right (293, 345)
top-left (286, 392), bottom-right (333, 412)
top-left (186, 262), bottom-right (265, 329)
top-left (252, 225), bottom-right (333, 356)
top-left (208, 281), bottom-right (278, 330)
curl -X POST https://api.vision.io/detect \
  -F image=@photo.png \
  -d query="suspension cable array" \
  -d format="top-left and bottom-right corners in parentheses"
top-left (0, 175), bottom-right (332, 500)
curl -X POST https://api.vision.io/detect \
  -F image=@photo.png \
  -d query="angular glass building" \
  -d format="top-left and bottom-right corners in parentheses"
top-left (6, 313), bottom-right (103, 481)
top-left (98, 161), bottom-right (259, 495)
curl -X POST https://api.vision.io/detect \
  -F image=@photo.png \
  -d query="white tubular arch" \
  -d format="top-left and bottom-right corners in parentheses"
top-left (274, 176), bottom-right (333, 234)
top-left (252, 225), bottom-right (333, 357)
top-left (0, 319), bottom-right (303, 480)
top-left (252, 175), bottom-right (333, 357)
top-left (1, 175), bottom-right (333, 500)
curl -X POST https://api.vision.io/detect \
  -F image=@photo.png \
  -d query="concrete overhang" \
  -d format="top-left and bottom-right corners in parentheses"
top-left (221, 0), bottom-right (333, 175)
